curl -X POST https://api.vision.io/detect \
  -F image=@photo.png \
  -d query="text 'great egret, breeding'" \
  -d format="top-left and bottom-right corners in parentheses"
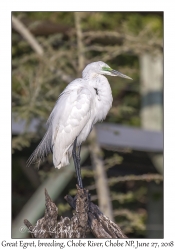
top-left (27, 61), bottom-right (132, 188)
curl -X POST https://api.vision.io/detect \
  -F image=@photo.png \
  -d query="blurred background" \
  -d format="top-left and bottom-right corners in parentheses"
top-left (12, 12), bottom-right (163, 238)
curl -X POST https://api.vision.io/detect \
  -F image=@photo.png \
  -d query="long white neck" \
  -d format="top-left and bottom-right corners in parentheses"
top-left (83, 73), bottom-right (113, 123)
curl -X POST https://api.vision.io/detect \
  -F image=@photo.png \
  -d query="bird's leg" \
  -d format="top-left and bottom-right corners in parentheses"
top-left (72, 138), bottom-right (79, 184)
top-left (77, 144), bottom-right (83, 186)
top-left (72, 138), bottom-right (83, 189)
top-left (77, 144), bottom-right (81, 165)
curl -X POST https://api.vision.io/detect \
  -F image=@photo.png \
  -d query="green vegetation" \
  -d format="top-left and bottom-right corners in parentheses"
top-left (12, 12), bottom-right (163, 238)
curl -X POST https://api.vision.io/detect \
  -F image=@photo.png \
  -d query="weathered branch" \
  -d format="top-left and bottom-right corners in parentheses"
top-left (86, 174), bottom-right (163, 191)
top-left (74, 12), bottom-right (85, 73)
top-left (24, 186), bottom-right (127, 238)
top-left (12, 15), bottom-right (44, 56)
top-left (89, 129), bottom-right (114, 221)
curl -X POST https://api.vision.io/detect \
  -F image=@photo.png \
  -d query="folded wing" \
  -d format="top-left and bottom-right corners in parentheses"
top-left (27, 82), bottom-right (93, 169)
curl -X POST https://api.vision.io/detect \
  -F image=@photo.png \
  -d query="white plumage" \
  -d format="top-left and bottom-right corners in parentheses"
top-left (27, 61), bottom-right (132, 170)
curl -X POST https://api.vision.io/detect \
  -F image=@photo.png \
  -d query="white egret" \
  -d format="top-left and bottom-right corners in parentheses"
top-left (27, 61), bottom-right (132, 188)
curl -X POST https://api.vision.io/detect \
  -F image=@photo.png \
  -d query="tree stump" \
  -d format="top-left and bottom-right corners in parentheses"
top-left (24, 185), bottom-right (127, 238)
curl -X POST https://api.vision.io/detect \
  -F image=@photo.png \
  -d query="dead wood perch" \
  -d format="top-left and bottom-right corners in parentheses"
top-left (24, 185), bottom-right (127, 238)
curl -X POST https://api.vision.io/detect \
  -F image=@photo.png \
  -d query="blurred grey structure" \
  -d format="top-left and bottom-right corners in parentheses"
top-left (12, 119), bottom-right (163, 153)
top-left (140, 53), bottom-right (163, 238)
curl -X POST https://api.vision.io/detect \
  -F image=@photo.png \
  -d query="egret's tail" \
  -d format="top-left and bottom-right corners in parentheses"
top-left (26, 127), bottom-right (52, 168)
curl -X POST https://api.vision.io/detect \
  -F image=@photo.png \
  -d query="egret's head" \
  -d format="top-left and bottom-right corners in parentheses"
top-left (82, 61), bottom-right (132, 80)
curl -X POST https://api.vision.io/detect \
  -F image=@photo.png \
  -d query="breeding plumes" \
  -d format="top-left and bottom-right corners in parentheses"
top-left (27, 61), bottom-right (132, 188)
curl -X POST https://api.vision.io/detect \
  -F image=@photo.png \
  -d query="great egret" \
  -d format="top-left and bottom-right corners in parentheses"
top-left (27, 61), bottom-right (132, 188)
